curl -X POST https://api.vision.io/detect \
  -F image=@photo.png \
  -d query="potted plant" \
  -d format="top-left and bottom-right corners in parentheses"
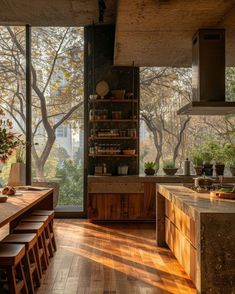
top-left (144, 161), bottom-right (156, 176)
top-left (163, 159), bottom-right (178, 176)
top-left (190, 149), bottom-right (204, 176)
top-left (224, 143), bottom-right (235, 176)
top-left (201, 149), bottom-right (214, 176)
top-left (213, 147), bottom-right (225, 176)
top-left (0, 108), bottom-right (22, 165)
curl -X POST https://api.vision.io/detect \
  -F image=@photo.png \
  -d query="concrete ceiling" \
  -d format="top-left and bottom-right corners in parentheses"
top-left (114, 0), bottom-right (235, 67)
top-left (1, 0), bottom-right (235, 67)
top-left (0, 0), bottom-right (117, 26)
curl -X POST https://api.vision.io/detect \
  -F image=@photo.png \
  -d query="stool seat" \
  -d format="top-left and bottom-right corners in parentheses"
top-left (32, 210), bottom-right (54, 221)
top-left (0, 244), bottom-right (25, 266)
top-left (14, 222), bottom-right (44, 236)
top-left (1, 233), bottom-right (37, 251)
top-left (22, 215), bottom-right (49, 226)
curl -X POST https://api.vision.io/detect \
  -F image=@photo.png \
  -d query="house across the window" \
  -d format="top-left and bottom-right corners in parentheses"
top-left (56, 125), bottom-right (68, 138)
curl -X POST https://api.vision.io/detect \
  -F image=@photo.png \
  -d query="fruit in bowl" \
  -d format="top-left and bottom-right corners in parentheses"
top-left (2, 186), bottom-right (16, 195)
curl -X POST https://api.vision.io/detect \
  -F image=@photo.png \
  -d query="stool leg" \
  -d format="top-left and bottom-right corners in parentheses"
top-left (32, 247), bottom-right (41, 287)
top-left (19, 261), bottom-right (29, 294)
top-left (42, 231), bottom-right (49, 266)
top-left (35, 242), bottom-right (42, 278)
top-left (7, 267), bottom-right (17, 294)
top-left (39, 235), bottom-right (48, 270)
top-left (49, 221), bottom-right (57, 252)
top-left (46, 225), bottom-right (54, 258)
top-left (25, 252), bottom-right (35, 294)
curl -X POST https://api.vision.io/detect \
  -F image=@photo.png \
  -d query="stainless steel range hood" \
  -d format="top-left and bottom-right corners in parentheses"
top-left (177, 29), bottom-right (235, 115)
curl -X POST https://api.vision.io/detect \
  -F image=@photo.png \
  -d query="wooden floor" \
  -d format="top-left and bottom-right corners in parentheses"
top-left (34, 219), bottom-right (196, 294)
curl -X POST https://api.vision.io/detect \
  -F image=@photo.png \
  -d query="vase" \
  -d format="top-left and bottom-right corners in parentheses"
top-left (8, 162), bottom-right (26, 186)
top-left (194, 165), bottom-right (203, 176)
top-left (203, 163), bottom-right (213, 176)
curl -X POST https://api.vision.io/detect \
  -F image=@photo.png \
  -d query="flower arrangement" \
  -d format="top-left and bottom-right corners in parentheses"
top-left (0, 108), bottom-right (22, 163)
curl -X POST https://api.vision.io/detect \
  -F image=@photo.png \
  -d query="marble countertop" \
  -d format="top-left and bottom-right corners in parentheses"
top-left (157, 184), bottom-right (235, 221)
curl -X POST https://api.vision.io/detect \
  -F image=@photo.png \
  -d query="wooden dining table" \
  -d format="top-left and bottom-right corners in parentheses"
top-left (0, 188), bottom-right (54, 236)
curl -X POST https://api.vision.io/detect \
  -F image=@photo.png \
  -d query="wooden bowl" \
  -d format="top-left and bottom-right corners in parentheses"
top-left (0, 195), bottom-right (8, 203)
top-left (210, 191), bottom-right (235, 200)
top-left (111, 90), bottom-right (126, 99)
top-left (123, 149), bottom-right (136, 155)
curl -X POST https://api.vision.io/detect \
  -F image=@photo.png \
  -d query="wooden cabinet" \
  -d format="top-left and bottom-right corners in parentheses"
top-left (165, 199), bottom-right (197, 284)
top-left (88, 183), bottom-right (156, 221)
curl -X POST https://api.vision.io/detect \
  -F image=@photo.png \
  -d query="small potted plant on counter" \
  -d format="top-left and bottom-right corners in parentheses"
top-left (224, 143), bottom-right (235, 176)
top-left (201, 149), bottom-right (214, 176)
top-left (163, 159), bottom-right (178, 176)
top-left (190, 149), bottom-right (204, 176)
top-left (214, 147), bottom-right (225, 176)
top-left (144, 161), bottom-right (156, 176)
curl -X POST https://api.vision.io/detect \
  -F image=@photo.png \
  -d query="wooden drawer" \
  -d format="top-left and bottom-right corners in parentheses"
top-left (165, 200), bottom-right (197, 248)
top-left (165, 217), bottom-right (197, 285)
top-left (88, 182), bottom-right (144, 194)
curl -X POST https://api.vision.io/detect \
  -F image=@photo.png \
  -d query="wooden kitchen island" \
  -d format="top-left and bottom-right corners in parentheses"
top-left (156, 184), bottom-right (235, 294)
top-left (0, 188), bottom-right (53, 232)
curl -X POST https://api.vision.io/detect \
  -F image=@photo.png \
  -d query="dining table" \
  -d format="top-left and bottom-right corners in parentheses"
top-left (0, 188), bottom-right (54, 237)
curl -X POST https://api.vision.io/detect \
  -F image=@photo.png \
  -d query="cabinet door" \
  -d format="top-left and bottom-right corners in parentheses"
top-left (144, 183), bottom-right (156, 219)
top-left (89, 194), bottom-right (121, 220)
top-left (128, 194), bottom-right (144, 220)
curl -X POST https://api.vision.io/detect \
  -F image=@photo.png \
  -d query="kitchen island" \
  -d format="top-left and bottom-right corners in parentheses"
top-left (156, 184), bottom-right (235, 294)
top-left (88, 175), bottom-right (235, 222)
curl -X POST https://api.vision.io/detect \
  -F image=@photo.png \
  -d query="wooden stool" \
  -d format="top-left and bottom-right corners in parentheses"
top-left (31, 210), bottom-right (57, 252)
top-left (0, 243), bottom-right (28, 294)
top-left (1, 234), bottom-right (41, 293)
top-left (13, 222), bottom-right (48, 276)
top-left (21, 215), bottom-right (54, 259)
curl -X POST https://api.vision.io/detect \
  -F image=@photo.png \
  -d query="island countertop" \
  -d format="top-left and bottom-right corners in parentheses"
top-left (156, 184), bottom-right (235, 293)
top-left (157, 184), bottom-right (235, 221)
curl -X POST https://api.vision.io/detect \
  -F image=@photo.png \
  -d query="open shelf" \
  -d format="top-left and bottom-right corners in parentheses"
top-left (90, 99), bottom-right (138, 103)
top-left (89, 154), bottom-right (137, 157)
top-left (89, 136), bottom-right (137, 140)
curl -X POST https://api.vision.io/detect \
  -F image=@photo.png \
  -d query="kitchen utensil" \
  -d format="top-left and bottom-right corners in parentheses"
top-left (112, 111), bottom-right (122, 120)
top-left (118, 165), bottom-right (129, 176)
top-left (123, 149), bottom-right (136, 155)
top-left (194, 176), bottom-right (215, 188)
top-left (111, 90), bottom-right (126, 99)
top-left (96, 80), bottom-right (109, 97)
top-left (183, 158), bottom-right (191, 176)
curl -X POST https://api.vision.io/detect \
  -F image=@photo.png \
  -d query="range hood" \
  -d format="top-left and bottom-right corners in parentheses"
top-left (177, 29), bottom-right (235, 115)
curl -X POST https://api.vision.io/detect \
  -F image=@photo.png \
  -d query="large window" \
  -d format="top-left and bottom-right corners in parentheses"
top-left (0, 26), bottom-right (26, 186)
top-left (31, 27), bottom-right (84, 210)
top-left (140, 67), bottom-right (235, 175)
top-left (0, 26), bottom-right (84, 212)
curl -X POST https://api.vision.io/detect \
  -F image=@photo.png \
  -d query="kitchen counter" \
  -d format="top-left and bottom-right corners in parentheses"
top-left (88, 174), bottom-right (235, 183)
top-left (157, 184), bottom-right (235, 221)
top-left (156, 184), bottom-right (235, 294)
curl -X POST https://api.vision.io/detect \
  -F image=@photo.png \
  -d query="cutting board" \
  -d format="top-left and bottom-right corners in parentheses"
top-left (210, 191), bottom-right (235, 200)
